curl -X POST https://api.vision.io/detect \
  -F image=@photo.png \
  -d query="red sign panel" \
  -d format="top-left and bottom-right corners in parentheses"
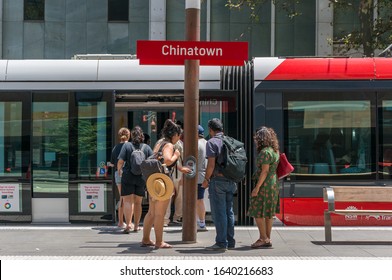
top-left (137, 40), bottom-right (248, 66)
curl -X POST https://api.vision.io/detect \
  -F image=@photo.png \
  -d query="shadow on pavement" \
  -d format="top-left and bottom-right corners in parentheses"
top-left (312, 241), bottom-right (392, 246)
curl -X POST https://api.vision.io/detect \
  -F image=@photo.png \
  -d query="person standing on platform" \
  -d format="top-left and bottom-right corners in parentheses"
top-left (109, 127), bottom-right (130, 229)
top-left (247, 126), bottom-right (279, 249)
top-left (118, 126), bottom-right (153, 233)
top-left (164, 131), bottom-right (184, 226)
top-left (141, 119), bottom-right (191, 248)
top-left (197, 125), bottom-right (208, 231)
top-left (202, 118), bottom-right (237, 251)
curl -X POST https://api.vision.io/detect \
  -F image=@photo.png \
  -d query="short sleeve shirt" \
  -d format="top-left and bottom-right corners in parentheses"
top-left (111, 143), bottom-right (125, 171)
top-left (118, 142), bottom-right (153, 174)
top-left (197, 137), bottom-right (207, 184)
top-left (205, 132), bottom-right (225, 176)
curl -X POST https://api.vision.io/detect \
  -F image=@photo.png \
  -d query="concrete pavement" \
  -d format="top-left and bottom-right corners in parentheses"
top-left (1, 224), bottom-right (392, 259)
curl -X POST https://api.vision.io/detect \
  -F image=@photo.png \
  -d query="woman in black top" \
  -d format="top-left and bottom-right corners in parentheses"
top-left (118, 126), bottom-right (153, 233)
top-left (109, 127), bottom-right (130, 228)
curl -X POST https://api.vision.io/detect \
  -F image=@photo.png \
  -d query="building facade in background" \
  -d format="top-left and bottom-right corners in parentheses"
top-left (0, 0), bottom-right (366, 59)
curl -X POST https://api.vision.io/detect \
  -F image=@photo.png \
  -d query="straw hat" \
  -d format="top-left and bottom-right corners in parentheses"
top-left (146, 173), bottom-right (174, 201)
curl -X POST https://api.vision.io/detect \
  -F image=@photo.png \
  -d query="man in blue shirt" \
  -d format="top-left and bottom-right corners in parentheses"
top-left (201, 118), bottom-right (237, 251)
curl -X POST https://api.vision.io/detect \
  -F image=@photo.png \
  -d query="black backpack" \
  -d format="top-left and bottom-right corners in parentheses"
top-left (129, 143), bottom-right (146, 175)
top-left (140, 141), bottom-right (169, 181)
top-left (216, 135), bottom-right (247, 183)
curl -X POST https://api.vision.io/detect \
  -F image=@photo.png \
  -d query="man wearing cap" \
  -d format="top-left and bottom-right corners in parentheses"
top-left (197, 125), bottom-right (208, 231)
top-left (202, 118), bottom-right (237, 251)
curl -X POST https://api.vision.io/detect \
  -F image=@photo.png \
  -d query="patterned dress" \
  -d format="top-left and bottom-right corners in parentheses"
top-left (247, 147), bottom-right (279, 219)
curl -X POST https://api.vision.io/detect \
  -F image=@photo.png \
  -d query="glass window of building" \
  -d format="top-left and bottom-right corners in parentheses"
top-left (24, 0), bottom-right (45, 21)
top-left (108, 0), bottom-right (129, 22)
top-left (286, 94), bottom-right (375, 179)
top-left (166, 0), bottom-right (207, 41)
top-left (275, 0), bottom-right (316, 56)
top-left (207, 0), bottom-right (271, 58)
top-left (333, 0), bottom-right (360, 39)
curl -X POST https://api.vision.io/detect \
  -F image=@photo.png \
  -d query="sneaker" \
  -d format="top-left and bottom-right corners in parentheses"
top-left (173, 218), bottom-right (182, 224)
top-left (227, 245), bottom-right (235, 250)
top-left (205, 244), bottom-right (227, 251)
top-left (163, 223), bottom-right (168, 227)
top-left (197, 224), bottom-right (208, 232)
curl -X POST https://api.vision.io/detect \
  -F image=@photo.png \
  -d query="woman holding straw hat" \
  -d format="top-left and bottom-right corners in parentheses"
top-left (141, 119), bottom-right (191, 249)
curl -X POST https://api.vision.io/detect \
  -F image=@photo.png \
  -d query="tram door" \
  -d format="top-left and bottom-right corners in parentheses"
top-left (31, 93), bottom-right (70, 223)
top-left (116, 108), bottom-right (184, 148)
top-left (31, 92), bottom-right (113, 223)
top-left (114, 102), bottom-right (184, 210)
top-left (114, 90), bottom-right (239, 219)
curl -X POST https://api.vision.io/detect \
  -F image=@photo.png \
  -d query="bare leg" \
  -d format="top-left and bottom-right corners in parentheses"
top-left (123, 195), bottom-right (134, 231)
top-left (196, 199), bottom-right (206, 222)
top-left (141, 198), bottom-right (155, 245)
top-left (154, 199), bottom-right (172, 248)
top-left (173, 178), bottom-right (183, 221)
top-left (128, 195), bottom-right (135, 227)
top-left (265, 218), bottom-right (273, 241)
top-left (254, 217), bottom-right (268, 241)
top-left (163, 199), bottom-right (171, 225)
top-left (117, 185), bottom-right (125, 227)
top-left (132, 194), bottom-right (143, 230)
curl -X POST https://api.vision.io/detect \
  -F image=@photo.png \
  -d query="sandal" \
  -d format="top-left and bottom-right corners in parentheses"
top-left (140, 241), bottom-right (155, 247)
top-left (122, 227), bottom-right (132, 234)
top-left (133, 227), bottom-right (142, 232)
top-left (251, 239), bottom-right (272, 249)
top-left (154, 242), bottom-right (172, 249)
top-left (251, 239), bottom-right (264, 248)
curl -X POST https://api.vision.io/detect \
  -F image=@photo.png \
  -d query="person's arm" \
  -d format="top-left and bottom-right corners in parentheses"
top-left (117, 144), bottom-right (127, 176)
top-left (251, 164), bottom-right (270, 197)
top-left (117, 159), bottom-right (125, 177)
top-left (202, 157), bottom-right (215, 189)
top-left (108, 147), bottom-right (116, 167)
top-left (178, 164), bottom-right (191, 174)
top-left (162, 143), bottom-right (180, 166)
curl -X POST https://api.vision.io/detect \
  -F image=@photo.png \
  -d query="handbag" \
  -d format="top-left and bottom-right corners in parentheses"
top-left (277, 153), bottom-right (294, 180)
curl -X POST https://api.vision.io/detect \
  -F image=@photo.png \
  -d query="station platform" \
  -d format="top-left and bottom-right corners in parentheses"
top-left (1, 224), bottom-right (392, 260)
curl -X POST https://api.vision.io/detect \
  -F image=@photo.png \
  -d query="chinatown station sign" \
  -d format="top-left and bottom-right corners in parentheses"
top-left (137, 40), bottom-right (248, 66)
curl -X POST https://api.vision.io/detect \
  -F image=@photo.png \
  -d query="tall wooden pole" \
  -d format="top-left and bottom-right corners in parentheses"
top-left (182, 0), bottom-right (200, 243)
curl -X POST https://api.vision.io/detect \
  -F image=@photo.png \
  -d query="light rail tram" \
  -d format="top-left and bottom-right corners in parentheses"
top-left (0, 57), bottom-right (391, 226)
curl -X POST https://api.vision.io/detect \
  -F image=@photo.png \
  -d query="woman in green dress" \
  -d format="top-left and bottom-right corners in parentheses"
top-left (247, 126), bottom-right (280, 248)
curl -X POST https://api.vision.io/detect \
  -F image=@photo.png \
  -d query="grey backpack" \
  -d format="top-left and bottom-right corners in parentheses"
top-left (130, 143), bottom-right (146, 175)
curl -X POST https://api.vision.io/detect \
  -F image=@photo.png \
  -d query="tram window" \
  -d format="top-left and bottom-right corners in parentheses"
top-left (77, 101), bottom-right (108, 178)
top-left (24, 0), bottom-right (45, 21)
top-left (0, 102), bottom-right (23, 177)
top-left (108, 0), bottom-right (129, 22)
top-left (32, 101), bottom-right (69, 194)
top-left (379, 100), bottom-right (392, 179)
top-left (287, 100), bottom-right (374, 178)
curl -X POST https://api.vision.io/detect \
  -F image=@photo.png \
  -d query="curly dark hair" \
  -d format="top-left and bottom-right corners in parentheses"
top-left (131, 126), bottom-right (144, 144)
top-left (254, 126), bottom-right (279, 153)
top-left (160, 119), bottom-right (181, 141)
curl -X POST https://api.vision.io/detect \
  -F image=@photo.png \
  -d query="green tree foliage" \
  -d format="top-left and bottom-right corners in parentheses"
top-left (333, 0), bottom-right (392, 56)
top-left (226, 0), bottom-right (301, 21)
top-left (226, 0), bottom-right (392, 57)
